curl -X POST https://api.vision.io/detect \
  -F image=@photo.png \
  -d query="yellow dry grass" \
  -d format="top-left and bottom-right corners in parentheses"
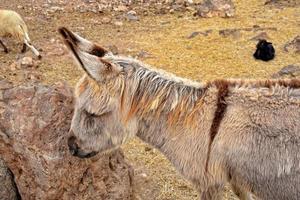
top-left (0, 0), bottom-right (299, 199)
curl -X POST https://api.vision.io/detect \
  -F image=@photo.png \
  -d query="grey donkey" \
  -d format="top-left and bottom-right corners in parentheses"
top-left (59, 27), bottom-right (300, 200)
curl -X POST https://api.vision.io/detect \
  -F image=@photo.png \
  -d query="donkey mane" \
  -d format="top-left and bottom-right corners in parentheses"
top-left (112, 56), bottom-right (300, 127)
top-left (111, 56), bottom-right (207, 126)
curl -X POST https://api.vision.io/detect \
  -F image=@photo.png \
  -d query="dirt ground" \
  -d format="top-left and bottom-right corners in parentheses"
top-left (0, 0), bottom-right (299, 199)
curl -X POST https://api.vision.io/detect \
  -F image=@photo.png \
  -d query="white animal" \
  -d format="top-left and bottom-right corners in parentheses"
top-left (0, 9), bottom-right (41, 59)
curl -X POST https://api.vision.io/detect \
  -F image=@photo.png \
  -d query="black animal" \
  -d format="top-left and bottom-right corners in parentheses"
top-left (253, 39), bottom-right (275, 61)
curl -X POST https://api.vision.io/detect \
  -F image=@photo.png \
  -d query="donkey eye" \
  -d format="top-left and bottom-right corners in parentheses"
top-left (84, 109), bottom-right (111, 118)
top-left (84, 110), bottom-right (99, 118)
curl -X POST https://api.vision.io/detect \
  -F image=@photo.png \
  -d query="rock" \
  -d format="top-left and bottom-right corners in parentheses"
top-left (250, 32), bottom-right (270, 41)
top-left (195, 0), bottom-right (235, 18)
top-left (187, 30), bottom-right (212, 38)
top-left (114, 5), bottom-right (128, 12)
top-left (0, 158), bottom-right (20, 200)
top-left (0, 81), bottom-right (134, 199)
top-left (188, 31), bottom-right (200, 39)
top-left (219, 28), bottom-right (240, 39)
top-left (47, 6), bottom-right (64, 13)
top-left (136, 50), bottom-right (153, 59)
top-left (186, 6), bottom-right (196, 12)
top-left (272, 65), bottom-right (300, 78)
top-left (284, 36), bottom-right (300, 53)
top-left (101, 17), bottom-right (111, 24)
top-left (126, 11), bottom-right (139, 21)
top-left (107, 45), bottom-right (119, 55)
top-left (114, 21), bottom-right (124, 26)
top-left (18, 57), bottom-right (35, 69)
top-left (0, 78), bottom-right (13, 90)
top-left (22, 71), bottom-right (42, 82)
top-left (144, 146), bottom-right (152, 152)
top-left (265, 0), bottom-right (300, 7)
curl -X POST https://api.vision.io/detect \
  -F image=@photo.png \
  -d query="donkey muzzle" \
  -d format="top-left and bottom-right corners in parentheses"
top-left (67, 135), bottom-right (98, 159)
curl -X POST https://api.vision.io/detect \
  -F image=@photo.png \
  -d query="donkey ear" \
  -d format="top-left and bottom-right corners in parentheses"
top-left (59, 27), bottom-right (115, 81)
top-left (75, 51), bottom-right (113, 81)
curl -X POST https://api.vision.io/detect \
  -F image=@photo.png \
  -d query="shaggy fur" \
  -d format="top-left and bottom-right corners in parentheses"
top-left (0, 9), bottom-right (41, 58)
top-left (60, 27), bottom-right (300, 200)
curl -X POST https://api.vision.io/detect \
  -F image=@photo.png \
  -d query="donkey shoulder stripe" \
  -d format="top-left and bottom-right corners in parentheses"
top-left (205, 79), bottom-right (230, 172)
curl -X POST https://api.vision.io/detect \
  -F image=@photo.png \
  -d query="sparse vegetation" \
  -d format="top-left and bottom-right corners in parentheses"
top-left (0, 0), bottom-right (299, 199)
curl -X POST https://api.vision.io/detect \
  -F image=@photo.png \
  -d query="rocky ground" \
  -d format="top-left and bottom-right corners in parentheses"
top-left (0, 0), bottom-right (299, 199)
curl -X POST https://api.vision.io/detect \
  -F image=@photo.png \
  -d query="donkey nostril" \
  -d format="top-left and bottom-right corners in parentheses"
top-left (68, 136), bottom-right (79, 155)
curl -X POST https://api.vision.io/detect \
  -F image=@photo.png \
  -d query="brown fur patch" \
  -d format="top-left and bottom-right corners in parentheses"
top-left (90, 45), bottom-right (107, 57)
top-left (205, 80), bottom-right (230, 172)
top-left (77, 77), bottom-right (90, 96)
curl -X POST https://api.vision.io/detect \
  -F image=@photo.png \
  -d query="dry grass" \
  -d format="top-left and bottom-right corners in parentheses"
top-left (0, 0), bottom-right (299, 199)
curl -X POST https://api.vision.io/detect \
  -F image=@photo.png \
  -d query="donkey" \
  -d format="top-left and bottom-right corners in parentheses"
top-left (59, 27), bottom-right (300, 200)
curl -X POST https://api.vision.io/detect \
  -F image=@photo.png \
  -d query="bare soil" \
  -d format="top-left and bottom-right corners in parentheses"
top-left (0, 0), bottom-right (299, 199)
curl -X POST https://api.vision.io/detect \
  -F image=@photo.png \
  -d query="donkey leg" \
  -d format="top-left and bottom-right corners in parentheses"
top-left (231, 183), bottom-right (254, 200)
top-left (200, 183), bottom-right (224, 200)
top-left (0, 39), bottom-right (8, 53)
top-left (21, 43), bottom-right (27, 53)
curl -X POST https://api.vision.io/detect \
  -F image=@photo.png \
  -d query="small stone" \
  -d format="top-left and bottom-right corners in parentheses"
top-left (114, 5), bottom-right (128, 12)
top-left (126, 10), bottom-right (139, 21)
top-left (47, 6), bottom-right (64, 13)
top-left (107, 45), bottom-right (119, 55)
top-left (160, 21), bottom-right (171, 25)
top-left (114, 21), bottom-right (123, 26)
top-left (188, 31), bottom-right (200, 39)
top-left (219, 28), bottom-right (240, 39)
top-left (19, 57), bottom-right (34, 69)
top-left (9, 62), bottom-right (18, 71)
top-left (186, 6), bottom-right (196, 12)
top-left (188, 30), bottom-right (213, 38)
top-left (0, 91), bottom-right (3, 101)
top-left (127, 10), bottom-right (137, 16)
top-left (101, 17), bottom-right (111, 24)
top-left (50, 38), bottom-right (56, 44)
top-left (23, 71), bottom-right (42, 82)
top-left (284, 36), bottom-right (300, 53)
top-left (144, 146), bottom-right (152, 152)
top-left (136, 50), bottom-right (153, 59)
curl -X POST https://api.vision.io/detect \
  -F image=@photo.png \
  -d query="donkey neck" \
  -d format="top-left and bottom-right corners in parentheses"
top-left (131, 73), bottom-right (213, 181)
top-left (136, 115), bottom-right (211, 183)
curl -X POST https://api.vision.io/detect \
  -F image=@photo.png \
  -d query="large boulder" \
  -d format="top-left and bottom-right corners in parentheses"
top-left (0, 79), bottom-right (134, 200)
top-left (194, 0), bottom-right (235, 18)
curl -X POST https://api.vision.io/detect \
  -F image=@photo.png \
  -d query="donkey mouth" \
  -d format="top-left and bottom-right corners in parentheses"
top-left (68, 136), bottom-right (99, 159)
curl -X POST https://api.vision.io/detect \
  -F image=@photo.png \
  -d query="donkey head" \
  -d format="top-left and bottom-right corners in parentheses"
top-left (59, 27), bottom-right (138, 158)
